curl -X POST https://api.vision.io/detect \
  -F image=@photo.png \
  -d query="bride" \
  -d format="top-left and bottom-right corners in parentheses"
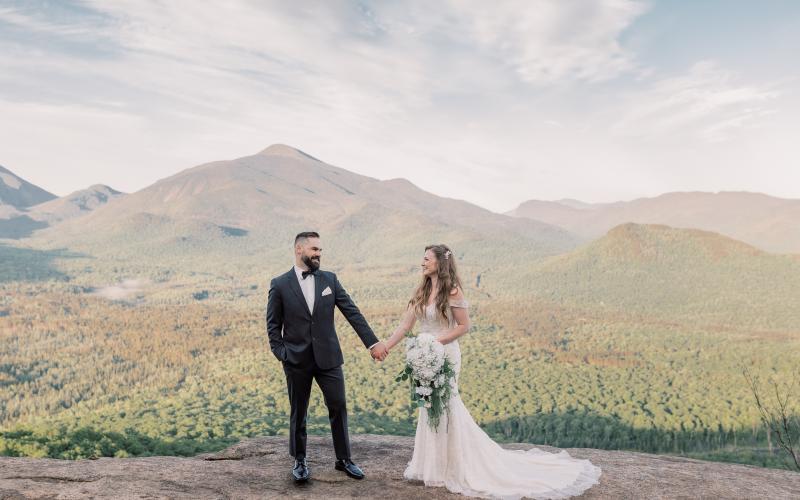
top-left (381, 244), bottom-right (602, 499)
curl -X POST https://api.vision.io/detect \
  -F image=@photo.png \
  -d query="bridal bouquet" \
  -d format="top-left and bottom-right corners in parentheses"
top-left (395, 333), bottom-right (456, 430)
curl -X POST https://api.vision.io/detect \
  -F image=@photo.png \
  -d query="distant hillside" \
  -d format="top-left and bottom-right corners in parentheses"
top-left (525, 223), bottom-right (800, 329)
top-left (29, 184), bottom-right (125, 224)
top-left (29, 145), bottom-right (580, 285)
top-left (0, 178), bottom-right (123, 239)
top-left (0, 165), bottom-right (57, 239)
top-left (45, 144), bottom-right (573, 242)
top-left (508, 192), bottom-right (800, 254)
top-left (0, 165), bottom-right (56, 209)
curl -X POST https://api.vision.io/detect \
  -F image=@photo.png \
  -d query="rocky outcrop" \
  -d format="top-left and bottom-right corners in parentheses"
top-left (1, 434), bottom-right (798, 499)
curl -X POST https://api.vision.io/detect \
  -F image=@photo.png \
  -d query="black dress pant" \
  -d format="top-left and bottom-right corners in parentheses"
top-left (282, 354), bottom-right (350, 461)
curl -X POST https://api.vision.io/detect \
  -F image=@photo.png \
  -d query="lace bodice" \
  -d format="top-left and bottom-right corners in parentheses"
top-left (417, 298), bottom-right (469, 337)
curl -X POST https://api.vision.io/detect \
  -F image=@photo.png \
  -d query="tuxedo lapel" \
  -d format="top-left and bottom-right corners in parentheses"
top-left (286, 268), bottom-right (312, 317)
top-left (311, 272), bottom-right (324, 318)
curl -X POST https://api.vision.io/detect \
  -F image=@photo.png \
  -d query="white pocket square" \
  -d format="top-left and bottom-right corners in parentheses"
top-left (321, 286), bottom-right (332, 296)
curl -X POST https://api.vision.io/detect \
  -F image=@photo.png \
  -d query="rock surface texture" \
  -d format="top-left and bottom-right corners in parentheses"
top-left (1, 434), bottom-right (799, 499)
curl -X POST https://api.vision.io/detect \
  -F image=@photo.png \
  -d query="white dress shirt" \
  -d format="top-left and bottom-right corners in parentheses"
top-left (293, 264), bottom-right (379, 351)
top-left (293, 265), bottom-right (315, 312)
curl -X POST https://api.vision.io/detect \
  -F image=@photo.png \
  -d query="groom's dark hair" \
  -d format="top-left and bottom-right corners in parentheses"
top-left (295, 231), bottom-right (320, 245)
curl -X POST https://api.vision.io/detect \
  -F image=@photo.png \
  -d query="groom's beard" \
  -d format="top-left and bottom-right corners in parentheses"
top-left (302, 255), bottom-right (320, 272)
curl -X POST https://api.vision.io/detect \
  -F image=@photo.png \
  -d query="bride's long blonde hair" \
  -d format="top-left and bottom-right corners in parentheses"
top-left (409, 244), bottom-right (463, 321)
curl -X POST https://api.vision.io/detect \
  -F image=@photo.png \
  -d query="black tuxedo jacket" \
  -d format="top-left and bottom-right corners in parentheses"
top-left (266, 268), bottom-right (378, 370)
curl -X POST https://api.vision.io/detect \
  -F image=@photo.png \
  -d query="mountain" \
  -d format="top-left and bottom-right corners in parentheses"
top-left (0, 165), bottom-right (58, 239)
top-left (508, 192), bottom-right (800, 254)
top-left (552, 198), bottom-right (598, 210)
top-left (0, 165), bottom-right (56, 209)
top-left (50, 144), bottom-right (572, 240)
top-left (28, 184), bottom-right (125, 224)
top-left (30, 145), bottom-right (581, 285)
top-left (0, 175), bottom-right (124, 239)
top-left (524, 223), bottom-right (800, 328)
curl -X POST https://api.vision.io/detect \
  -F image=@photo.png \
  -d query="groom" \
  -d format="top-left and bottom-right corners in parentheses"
top-left (266, 231), bottom-right (389, 483)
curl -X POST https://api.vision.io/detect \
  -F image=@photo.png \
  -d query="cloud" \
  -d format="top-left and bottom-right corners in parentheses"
top-left (0, 1), bottom-right (649, 202)
top-left (1, 1), bottom-right (647, 111)
top-left (0, 5), bottom-right (104, 37)
top-left (460, 0), bottom-right (647, 83)
top-left (611, 61), bottom-right (780, 142)
top-left (1, 1), bottom-right (798, 211)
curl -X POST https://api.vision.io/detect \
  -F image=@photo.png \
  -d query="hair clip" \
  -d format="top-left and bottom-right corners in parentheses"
top-left (444, 250), bottom-right (451, 260)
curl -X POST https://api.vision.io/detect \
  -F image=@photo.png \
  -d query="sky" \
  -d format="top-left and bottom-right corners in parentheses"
top-left (1, 0), bottom-right (798, 213)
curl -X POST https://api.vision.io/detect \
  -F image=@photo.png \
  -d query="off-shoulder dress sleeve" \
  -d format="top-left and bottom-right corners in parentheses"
top-left (449, 298), bottom-right (469, 308)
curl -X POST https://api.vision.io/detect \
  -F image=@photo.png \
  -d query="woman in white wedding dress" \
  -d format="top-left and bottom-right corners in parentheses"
top-left (382, 244), bottom-right (602, 500)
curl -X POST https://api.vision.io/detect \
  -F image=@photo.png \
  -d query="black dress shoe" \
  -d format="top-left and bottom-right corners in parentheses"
top-left (292, 458), bottom-right (310, 482)
top-left (335, 458), bottom-right (365, 480)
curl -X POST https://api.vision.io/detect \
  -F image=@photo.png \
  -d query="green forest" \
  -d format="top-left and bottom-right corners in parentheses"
top-left (1, 274), bottom-right (797, 470)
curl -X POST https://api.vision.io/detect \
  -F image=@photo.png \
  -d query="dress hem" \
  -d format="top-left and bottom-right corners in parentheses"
top-left (403, 450), bottom-right (602, 500)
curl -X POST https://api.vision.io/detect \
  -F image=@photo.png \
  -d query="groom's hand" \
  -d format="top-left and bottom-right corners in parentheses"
top-left (370, 341), bottom-right (389, 362)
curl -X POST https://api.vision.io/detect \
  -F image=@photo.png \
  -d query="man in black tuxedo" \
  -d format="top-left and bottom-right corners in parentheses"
top-left (267, 231), bottom-right (389, 483)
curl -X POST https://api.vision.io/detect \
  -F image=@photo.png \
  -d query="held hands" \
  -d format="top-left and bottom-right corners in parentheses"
top-left (370, 341), bottom-right (389, 362)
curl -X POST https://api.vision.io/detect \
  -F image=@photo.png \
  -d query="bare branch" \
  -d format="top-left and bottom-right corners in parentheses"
top-left (741, 365), bottom-right (800, 471)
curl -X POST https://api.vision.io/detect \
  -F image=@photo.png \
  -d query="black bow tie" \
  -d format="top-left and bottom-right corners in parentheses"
top-left (302, 269), bottom-right (316, 279)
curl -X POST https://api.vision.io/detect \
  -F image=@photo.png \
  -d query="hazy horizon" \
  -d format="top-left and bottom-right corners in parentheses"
top-left (1, 1), bottom-right (799, 212)
top-left (4, 143), bottom-right (800, 216)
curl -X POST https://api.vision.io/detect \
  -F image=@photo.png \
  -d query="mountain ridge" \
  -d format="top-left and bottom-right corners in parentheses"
top-left (602, 222), bottom-right (764, 262)
top-left (524, 222), bottom-right (800, 328)
top-left (508, 191), bottom-right (800, 254)
top-left (0, 164), bottom-right (57, 209)
top-left (30, 145), bottom-right (580, 265)
top-left (29, 184), bottom-right (125, 224)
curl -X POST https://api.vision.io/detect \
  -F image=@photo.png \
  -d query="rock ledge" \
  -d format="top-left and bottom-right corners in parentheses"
top-left (1, 434), bottom-right (799, 499)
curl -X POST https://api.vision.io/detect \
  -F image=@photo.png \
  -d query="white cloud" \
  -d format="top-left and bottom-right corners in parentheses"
top-left (611, 61), bottom-right (780, 142)
top-left (0, 5), bottom-right (103, 37)
top-left (462, 0), bottom-right (646, 83)
top-left (1, 1), bottom-right (647, 107)
top-left (0, 1), bottom-right (798, 212)
top-left (0, 1), bottom-right (648, 200)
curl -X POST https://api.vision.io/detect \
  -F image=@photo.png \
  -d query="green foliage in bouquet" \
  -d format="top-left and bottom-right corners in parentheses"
top-left (396, 360), bottom-right (456, 430)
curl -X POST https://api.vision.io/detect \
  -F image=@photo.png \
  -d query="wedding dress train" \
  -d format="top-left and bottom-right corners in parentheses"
top-left (403, 301), bottom-right (602, 499)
